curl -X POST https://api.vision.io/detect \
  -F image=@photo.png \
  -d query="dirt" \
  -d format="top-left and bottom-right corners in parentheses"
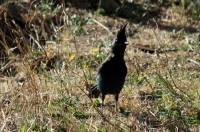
top-left (0, 0), bottom-right (200, 131)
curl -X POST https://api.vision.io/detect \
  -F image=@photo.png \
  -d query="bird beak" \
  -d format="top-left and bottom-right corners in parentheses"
top-left (125, 42), bottom-right (128, 45)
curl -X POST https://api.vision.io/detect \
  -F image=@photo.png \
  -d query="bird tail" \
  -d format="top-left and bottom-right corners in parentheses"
top-left (91, 84), bottom-right (98, 91)
top-left (89, 84), bottom-right (100, 98)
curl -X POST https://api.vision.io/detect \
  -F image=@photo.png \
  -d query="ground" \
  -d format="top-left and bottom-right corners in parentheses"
top-left (0, 0), bottom-right (200, 131)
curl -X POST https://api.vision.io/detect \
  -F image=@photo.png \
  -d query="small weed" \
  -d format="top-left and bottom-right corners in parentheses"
top-left (93, 99), bottom-right (101, 107)
top-left (73, 111), bottom-right (89, 119)
top-left (70, 14), bottom-right (92, 36)
top-left (1, 0), bottom-right (200, 131)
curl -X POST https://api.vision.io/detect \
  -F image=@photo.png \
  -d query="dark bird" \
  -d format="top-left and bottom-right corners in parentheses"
top-left (96, 23), bottom-right (128, 114)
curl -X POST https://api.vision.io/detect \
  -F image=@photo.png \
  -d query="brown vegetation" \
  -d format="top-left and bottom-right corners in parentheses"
top-left (0, 0), bottom-right (200, 131)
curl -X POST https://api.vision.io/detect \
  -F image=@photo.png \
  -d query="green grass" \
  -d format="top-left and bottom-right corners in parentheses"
top-left (1, 0), bottom-right (200, 131)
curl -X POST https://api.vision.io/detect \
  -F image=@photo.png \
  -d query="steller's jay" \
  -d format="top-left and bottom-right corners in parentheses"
top-left (92, 23), bottom-right (128, 114)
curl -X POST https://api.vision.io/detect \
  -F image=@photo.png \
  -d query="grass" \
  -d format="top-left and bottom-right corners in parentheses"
top-left (1, 0), bottom-right (200, 131)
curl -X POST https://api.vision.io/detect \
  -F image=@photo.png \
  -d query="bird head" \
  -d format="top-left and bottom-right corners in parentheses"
top-left (111, 23), bottom-right (128, 54)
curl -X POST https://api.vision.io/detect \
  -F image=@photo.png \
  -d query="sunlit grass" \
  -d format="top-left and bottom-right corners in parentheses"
top-left (1, 0), bottom-right (200, 131)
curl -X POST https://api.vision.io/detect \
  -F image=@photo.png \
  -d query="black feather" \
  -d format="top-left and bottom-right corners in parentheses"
top-left (97, 23), bottom-right (128, 113)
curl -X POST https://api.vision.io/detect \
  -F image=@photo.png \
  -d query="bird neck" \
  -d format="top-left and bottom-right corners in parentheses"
top-left (113, 50), bottom-right (125, 59)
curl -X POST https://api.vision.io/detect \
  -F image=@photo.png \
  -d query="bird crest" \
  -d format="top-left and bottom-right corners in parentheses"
top-left (116, 23), bottom-right (128, 45)
top-left (111, 23), bottom-right (128, 53)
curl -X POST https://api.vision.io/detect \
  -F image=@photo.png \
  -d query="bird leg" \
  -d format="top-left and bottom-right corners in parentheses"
top-left (101, 94), bottom-right (105, 116)
top-left (115, 94), bottom-right (119, 113)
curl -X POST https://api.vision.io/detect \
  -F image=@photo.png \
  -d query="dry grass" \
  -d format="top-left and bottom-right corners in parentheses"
top-left (1, 0), bottom-right (200, 131)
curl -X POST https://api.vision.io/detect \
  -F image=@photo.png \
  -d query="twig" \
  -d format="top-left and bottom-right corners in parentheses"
top-left (151, 20), bottom-right (192, 99)
top-left (91, 19), bottom-right (113, 35)
top-left (0, 55), bottom-right (19, 71)
top-left (73, 37), bottom-right (129, 131)
top-left (73, 37), bottom-right (114, 125)
top-left (188, 58), bottom-right (200, 66)
top-left (29, 34), bottom-right (42, 49)
top-left (168, 70), bottom-right (192, 99)
top-left (73, 37), bottom-right (88, 84)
